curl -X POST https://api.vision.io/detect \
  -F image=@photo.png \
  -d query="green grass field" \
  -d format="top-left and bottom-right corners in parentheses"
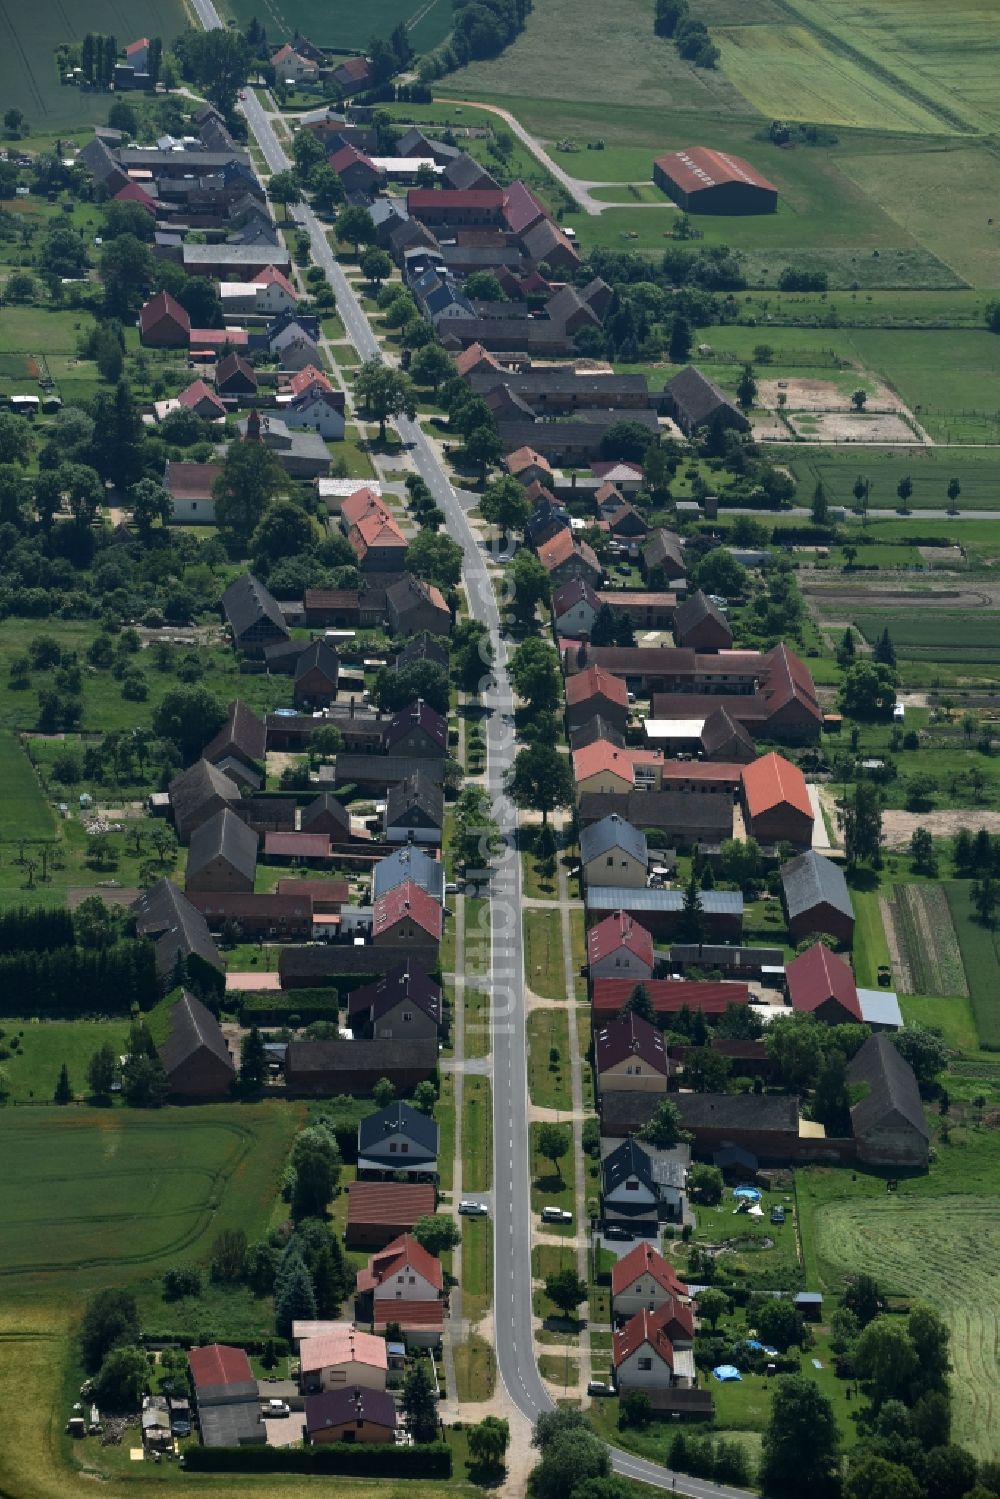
top-left (786, 449), bottom-right (1000, 512)
top-left (945, 880), bottom-right (1000, 1050)
top-left (218, 0), bottom-right (452, 54)
top-left (798, 1135), bottom-right (1000, 1458)
top-left (0, 732), bottom-right (55, 842)
top-left (524, 908), bottom-right (566, 1000)
top-left (0, 1019), bottom-right (131, 1103)
top-left (853, 612), bottom-right (1000, 663)
top-left (0, 1103), bottom-right (299, 1294)
top-left (0, 0), bottom-right (186, 130)
top-left (461, 1075), bottom-right (491, 1193)
top-left (527, 1007), bottom-right (572, 1111)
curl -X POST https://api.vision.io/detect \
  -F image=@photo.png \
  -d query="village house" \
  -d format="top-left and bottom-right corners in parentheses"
top-left (299, 1327), bottom-right (388, 1394)
top-left (587, 910), bottom-right (655, 981)
top-left (611, 1241), bottom-right (689, 1320)
top-left (372, 881), bottom-right (443, 946)
top-left (305, 1387), bottom-right (397, 1445)
top-left (595, 1011), bottom-right (671, 1095)
top-left (580, 814), bottom-right (649, 889)
top-left (357, 1102), bottom-right (439, 1180)
top-left (383, 773), bottom-right (445, 846)
top-left (602, 1136), bottom-right (686, 1232)
top-left (347, 960), bottom-right (443, 1041)
top-left (613, 1302), bottom-right (696, 1393)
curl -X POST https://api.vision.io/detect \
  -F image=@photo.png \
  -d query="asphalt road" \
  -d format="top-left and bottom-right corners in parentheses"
top-left (185, 19), bottom-right (747, 1490)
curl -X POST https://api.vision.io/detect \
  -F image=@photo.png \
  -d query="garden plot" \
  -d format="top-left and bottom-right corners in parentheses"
top-left (882, 883), bottom-right (968, 997)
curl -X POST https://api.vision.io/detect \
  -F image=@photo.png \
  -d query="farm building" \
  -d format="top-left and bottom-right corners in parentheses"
top-left (184, 808), bottom-right (258, 895)
top-left (785, 942), bottom-right (861, 1024)
top-left (159, 989), bottom-right (235, 1098)
top-left (847, 1034), bottom-right (929, 1168)
top-left (131, 878), bottom-right (223, 988)
top-left (284, 1038), bottom-right (439, 1096)
top-left (781, 850), bottom-right (855, 944)
top-left (740, 752), bottom-right (813, 846)
top-left (344, 1181), bottom-right (437, 1249)
top-left (653, 148), bottom-right (778, 214)
top-left (663, 367), bottom-right (750, 439)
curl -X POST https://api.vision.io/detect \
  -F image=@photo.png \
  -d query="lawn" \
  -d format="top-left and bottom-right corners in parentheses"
top-left (0, 1018), bottom-right (131, 1103)
top-left (0, 732), bottom-right (55, 842)
top-left (461, 1075), bottom-right (492, 1194)
top-left (944, 880), bottom-right (1000, 1049)
top-left (0, 1102), bottom-right (299, 1295)
top-left (787, 449), bottom-right (1000, 513)
top-left (529, 1122), bottom-right (575, 1216)
top-left (527, 1007), bottom-right (572, 1111)
top-left (524, 908), bottom-right (566, 1000)
top-left (797, 1132), bottom-right (1000, 1458)
top-left (461, 1215), bottom-right (492, 1323)
top-left (453, 1332), bottom-right (496, 1402)
top-left (850, 886), bottom-right (891, 988)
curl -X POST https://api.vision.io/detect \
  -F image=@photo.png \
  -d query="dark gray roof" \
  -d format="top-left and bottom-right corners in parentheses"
top-left (385, 771), bottom-right (445, 830)
top-left (198, 1400), bottom-right (262, 1447)
top-left (305, 1386), bottom-right (396, 1437)
top-left (570, 716), bottom-right (626, 752)
top-left (169, 758), bottom-right (240, 831)
top-left (586, 887), bottom-right (744, 915)
top-left (781, 850), bottom-right (854, 924)
top-left (602, 1137), bottom-right (655, 1194)
top-left (372, 846), bottom-right (445, 902)
top-left (675, 1092), bottom-right (798, 1133)
top-left (384, 699), bottom-right (448, 753)
top-left (386, 574), bottom-right (450, 621)
top-left (222, 573), bottom-right (289, 643)
top-left (285, 1037), bottom-right (439, 1075)
top-left (118, 147), bottom-right (251, 170)
top-left (444, 153), bottom-right (498, 191)
top-left (847, 1034), bottom-right (928, 1140)
top-left (470, 370), bottom-right (648, 401)
top-left (578, 790), bottom-right (734, 835)
top-left (580, 813), bottom-right (648, 867)
top-left (359, 1101), bottom-right (438, 1156)
top-left (184, 242), bottom-right (289, 268)
top-left (295, 637), bottom-right (340, 684)
top-left (394, 632), bottom-right (449, 671)
top-left (159, 989), bottom-right (234, 1079)
top-left (701, 706), bottom-right (755, 761)
top-left (334, 753), bottom-right (444, 788)
top-left (672, 589), bottom-right (731, 645)
top-left (131, 879), bottom-right (223, 978)
top-left (202, 699), bottom-right (266, 768)
top-left (301, 793), bottom-right (351, 834)
top-left (280, 944), bottom-right (440, 983)
top-left (665, 366), bottom-right (748, 430)
top-left (187, 808), bottom-right (258, 884)
top-left (346, 959), bottom-right (442, 1024)
top-left (642, 528), bottom-right (685, 572)
top-left (80, 136), bottom-right (124, 183)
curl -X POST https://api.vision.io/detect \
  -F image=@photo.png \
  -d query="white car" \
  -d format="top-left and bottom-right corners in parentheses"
top-left (541, 1207), bottom-right (573, 1224)
top-left (458, 1199), bottom-right (488, 1217)
top-left (266, 1399), bottom-right (290, 1417)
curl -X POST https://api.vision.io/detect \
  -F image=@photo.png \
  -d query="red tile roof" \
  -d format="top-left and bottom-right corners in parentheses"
top-left (592, 978), bottom-right (750, 1016)
top-left (660, 761), bottom-right (744, 783)
top-left (263, 832), bottom-right (332, 859)
top-left (330, 143), bottom-right (377, 175)
top-left (114, 180), bottom-right (156, 211)
top-left (407, 188), bottom-right (504, 211)
top-left (252, 263), bottom-right (298, 299)
top-left (335, 55), bottom-right (371, 82)
top-left (502, 181), bottom-right (548, 235)
top-left (140, 290), bottom-right (190, 338)
top-left (188, 1343), bottom-right (253, 1390)
top-left (341, 487), bottom-right (392, 529)
top-left (455, 342), bottom-right (499, 376)
top-left (761, 643), bottom-right (822, 723)
top-left (574, 741), bottom-right (634, 787)
top-left (587, 910), bottom-right (654, 968)
top-left (350, 511), bottom-right (407, 555)
top-left (177, 379), bottom-right (225, 415)
top-left (346, 1180), bottom-right (436, 1228)
top-left (126, 37), bottom-right (149, 54)
top-left (373, 880), bottom-right (443, 942)
top-left (164, 461), bottom-right (223, 500)
top-left (564, 665), bottom-right (628, 710)
top-left (553, 578), bottom-right (601, 618)
top-left (594, 1011), bottom-right (669, 1077)
top-left (611, 1241), bottom-right (688, 1298)
top-left (356, 1233), bottom-right (444, 1295)
top-left (741, 751), bottom-right (812, 822)
top-left (373, 1300), bottom-right (444, 1331)
top-left (288, 364), bottom-right (333, 396)
top-left (537, 528), bottom-right (577, 571)
top-left (613, 1304), bottom-right (681, 1369)
top-left (276, 878), bottom-right (350, 904)
top-left (785, 942), bottom-right (861, 1021)
top-left (190, 327), bottom-right (249, 349)
top-left (654, 147), bottom-right (777, 196)
top-left (506, 444), bottom-right (552, 477)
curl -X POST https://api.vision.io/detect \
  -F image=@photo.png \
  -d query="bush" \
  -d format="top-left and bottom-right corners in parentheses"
top-left (182, 1443), bottom-right (452, 1477)
top-left (162, 1267), bottom-right (203, 1301)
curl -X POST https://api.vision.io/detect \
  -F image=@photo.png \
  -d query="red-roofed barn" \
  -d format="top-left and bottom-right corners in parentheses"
top-left (785, 942), bottom-right (862, 1025)
top-left (653, 147), bottom-right (778, 214)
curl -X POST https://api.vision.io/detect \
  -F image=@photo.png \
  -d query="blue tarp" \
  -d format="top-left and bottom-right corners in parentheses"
top-left (712, 1365), bottom-right (742, 1382)
top-left (745, 1339), bottom-right (764, 1351)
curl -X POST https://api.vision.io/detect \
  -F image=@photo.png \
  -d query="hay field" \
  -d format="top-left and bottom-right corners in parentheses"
top-left (809, 1192), bottom-right (1000, 1457)
top-left (837, 147), bottom-right (1000, 288)
top-left (0, 1104), bottom-right (299, 1295)
top-left (713, 23), bottom-right (951, 133)
top-left (218, 0), bottom-right (453, 54)
top-left (775, 0), bottom-right (1000, 134)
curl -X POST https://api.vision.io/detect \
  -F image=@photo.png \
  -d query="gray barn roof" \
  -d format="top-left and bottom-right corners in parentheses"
top-left (358, 1101), bottom-right (438, 1156)
top-left (131, 879), bottom-right (223, 978)
top-left (586, 887), bottom-right (744, 916)
top-left (781, 850), bottom-right (854, 923)
top-left (187, 808), bottom-right (258, 885)
top-left (159, 989), bottom-right (234, 1079)
top-left (673, 589), bottom-right (731, 643)
top-left (847, 1034), bottom-right (928, 1140)
top-left (221, 573), bottom-right (288, 642)
top-left (665, 366), bottom-right (748, 429)
top-left (168, 758), bottom-right (240, 831)
top-left (580, 813), bottom-right (648, 867)
top-left (372, 846), bottom-right (445, 902)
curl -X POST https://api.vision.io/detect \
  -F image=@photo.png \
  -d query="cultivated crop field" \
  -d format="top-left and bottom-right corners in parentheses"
top-left (0, 0), bottom-right (187, 130)
top-left (0, 1104), bottom-right (299, 1295)
top-left (852, 612), bottom-right (1000, 665)
top-left (882, 883), bottom-right (968, 997)
top-left (945, 881), bottom-right (1000, 1050)
top-left (219, 0), bottom-right (456, 55)
top-left (807, 1190), bottom-right (1000, 1457)
top-left (713, 23), bottom-right (951, 133)
top-left (787, 451), bottom-right (1000, 513)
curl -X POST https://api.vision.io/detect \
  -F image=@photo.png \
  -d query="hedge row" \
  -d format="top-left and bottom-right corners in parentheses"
top-left (235, 991), bottom-right (342, 1025)
top-left (183, 1442), bottom-right (451, 1477)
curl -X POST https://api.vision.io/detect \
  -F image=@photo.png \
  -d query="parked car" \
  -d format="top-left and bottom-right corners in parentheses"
top-left (542, 1207), bottom-right (573, 1224)
top-left (603, 1223), bottom-right (633, 1241)
top-left (587, 1381), bottom-right (612, 1396)
top-left (266, 1399), bottom-right (290, 1417)
top-left (458, 1199), bottom-right (488, 1216)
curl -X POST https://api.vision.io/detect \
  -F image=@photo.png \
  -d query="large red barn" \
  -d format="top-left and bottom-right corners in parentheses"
top-left (653, 147), bottom-right (777, 214)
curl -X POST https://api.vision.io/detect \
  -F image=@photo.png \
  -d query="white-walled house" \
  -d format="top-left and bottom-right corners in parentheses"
top-left (299, 1328), bottom-right (387, 1393)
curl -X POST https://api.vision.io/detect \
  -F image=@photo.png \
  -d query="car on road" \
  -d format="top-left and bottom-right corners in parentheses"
top-left (603, 1223), bottom-right (633, 1241)
top-left (458, 1199), bottom-right (488, 1216)
top-left (265, 1399), bottom-right (290, 1417)
top-left (239, 90), bottom-right (247, 99)
top-left (542, 1207), bottom-right (573, 1224)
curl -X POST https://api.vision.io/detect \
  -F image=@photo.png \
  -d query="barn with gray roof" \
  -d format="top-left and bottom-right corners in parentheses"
top-left (781, 850), bottom-right (854, 944)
